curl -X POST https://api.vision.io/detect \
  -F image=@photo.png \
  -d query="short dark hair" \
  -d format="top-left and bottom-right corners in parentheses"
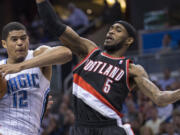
top-left (2, 22), bottom-right (27, 40)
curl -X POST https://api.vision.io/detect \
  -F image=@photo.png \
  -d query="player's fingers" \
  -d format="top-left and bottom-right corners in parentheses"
top-left (49, 100), bottom-right (53, 105)
top-left (47, 101), bottom-right (53, 110)
top-left (48, 95), bottom-right (52, 100)
top-left (0, 68), bottom-right (6, 74)
top-left (2, 71), bottom-right (8, 78)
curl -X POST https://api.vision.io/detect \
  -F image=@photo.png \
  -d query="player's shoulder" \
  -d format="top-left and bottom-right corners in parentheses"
top-left (89, 46), bottom-right (101, 54)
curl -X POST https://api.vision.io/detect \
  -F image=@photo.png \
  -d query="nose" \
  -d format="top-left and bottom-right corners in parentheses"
top-left (109, 29), bottom-right (115, 35)
top-left (16, 39), bottom-right (23, 46)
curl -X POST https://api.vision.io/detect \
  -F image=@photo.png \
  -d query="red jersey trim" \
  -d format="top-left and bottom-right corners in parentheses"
top-left (101, 52), bottom-right (125, 60)
top-left (126, 59), bottom-right (133, 91)
top-left (73, 73), bottom-right (123, 118)
top-left (73, 47), bottom-right (99, 71)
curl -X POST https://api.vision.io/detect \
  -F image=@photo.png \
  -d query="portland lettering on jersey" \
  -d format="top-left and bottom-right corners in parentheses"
top-left (83, 59), bottom-right (124, 81)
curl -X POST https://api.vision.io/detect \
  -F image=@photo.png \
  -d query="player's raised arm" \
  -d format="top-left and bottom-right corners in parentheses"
top-left (129, 64), bottom-right (180, 106)
top-left (36, 0), bottom-right (97, 58)
top-left (0, 46), bottom-right (72, 76)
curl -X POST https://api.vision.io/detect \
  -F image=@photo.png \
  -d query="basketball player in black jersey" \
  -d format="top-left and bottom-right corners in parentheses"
top-left (1, 0), bottom-right (180, 135)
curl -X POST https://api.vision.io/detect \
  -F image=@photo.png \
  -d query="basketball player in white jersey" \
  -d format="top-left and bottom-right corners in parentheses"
top-left (0, 22), bottom-right (72, 135)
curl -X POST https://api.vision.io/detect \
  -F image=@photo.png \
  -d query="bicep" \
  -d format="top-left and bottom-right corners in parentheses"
top-left (133, 76), bottom-right (160, 103)
top-left (129, 63), bottom-right (160, 102)
top-left (129, 63), bottom-right (149, 79)
top-left (60, 26), bottom-right (97, 58)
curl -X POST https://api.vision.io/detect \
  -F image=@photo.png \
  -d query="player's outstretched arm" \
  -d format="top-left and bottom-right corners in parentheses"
top-left (129, 64), bottom-right (180, 106)
top-left (0, 46), bottom-right (72, 76)
top-left (36, 0), bottom-right (97, 58)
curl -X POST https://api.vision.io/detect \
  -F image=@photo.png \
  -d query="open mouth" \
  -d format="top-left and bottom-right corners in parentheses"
top-left (105, 36), bottom-right (114, 42)
top-left (16, 49), bottom-right (25, 53)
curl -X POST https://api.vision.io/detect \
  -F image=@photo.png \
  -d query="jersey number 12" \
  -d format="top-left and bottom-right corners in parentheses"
top-left (13, 90), bottom-right (28, 108)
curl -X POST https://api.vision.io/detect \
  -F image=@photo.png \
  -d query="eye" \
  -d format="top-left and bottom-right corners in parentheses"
top-left (20, 36), bottom-right (27, 41)
top-left (11, 38), bottom-right (18, 42)
top-left (116, 28), bottom-right (122, 32)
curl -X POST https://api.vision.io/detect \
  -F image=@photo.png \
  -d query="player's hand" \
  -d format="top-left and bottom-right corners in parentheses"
top-left (0, 64), bottom-right (22, 77)
top-left (129, 64), bottom-right (149, 78)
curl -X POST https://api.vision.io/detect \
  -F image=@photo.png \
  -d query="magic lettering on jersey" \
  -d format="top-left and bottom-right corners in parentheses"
top-left (7, 73), bottom-right (40, 94)
top-left (83, 59), bottom-right (125, 81)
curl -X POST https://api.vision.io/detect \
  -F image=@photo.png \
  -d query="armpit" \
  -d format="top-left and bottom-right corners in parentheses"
top-left (129, 63), bottom-right (149, 78)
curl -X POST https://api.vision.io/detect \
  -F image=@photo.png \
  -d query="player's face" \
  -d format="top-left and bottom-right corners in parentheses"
top-left (104, 23), bottom-right (129, 50)
top-left (2, 30), bottom-right (29, 63)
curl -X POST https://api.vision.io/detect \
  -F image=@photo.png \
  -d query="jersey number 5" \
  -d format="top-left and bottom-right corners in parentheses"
top-left (103, 78), bottom-right (113, 94)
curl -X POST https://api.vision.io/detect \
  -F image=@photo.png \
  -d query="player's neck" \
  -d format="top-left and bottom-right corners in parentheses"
top-left (7, 58), bottom-right (17, 64)
top-left (106, 47), bottom-right (127, 57)
top-left (7, 58), bottom-right (24, 64)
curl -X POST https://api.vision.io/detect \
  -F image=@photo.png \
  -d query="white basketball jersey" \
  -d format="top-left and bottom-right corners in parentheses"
top-left (0, 50), bottom-right (50, 135)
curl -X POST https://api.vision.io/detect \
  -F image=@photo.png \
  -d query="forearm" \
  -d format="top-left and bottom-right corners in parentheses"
top-left (36, 0), bottom-right (66, 37)
top-left (20, 47), bottom-right (72, 70)
top-left (157, 90), bottom-right (180, 106)
top-left (134, 77), bottom-right (180, 106)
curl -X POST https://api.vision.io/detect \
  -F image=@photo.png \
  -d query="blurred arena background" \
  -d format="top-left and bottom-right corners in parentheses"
top-left (0, 0), bottom-right (180, 135)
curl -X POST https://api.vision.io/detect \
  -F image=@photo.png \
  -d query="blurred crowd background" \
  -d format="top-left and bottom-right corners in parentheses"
top-left (0, 0), bottom-right (180, 135)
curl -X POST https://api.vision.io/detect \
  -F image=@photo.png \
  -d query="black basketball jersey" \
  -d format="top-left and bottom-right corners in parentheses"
top-left (72, 47), bottom-right (132, 126)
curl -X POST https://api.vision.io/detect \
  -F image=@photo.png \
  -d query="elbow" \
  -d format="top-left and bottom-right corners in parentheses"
top-left (61, 48), bottom-right (72, 63)
top-left (154, 99), bottom-right (165, 107)
top-left (154, 92), bottom-right (167, 107)
top-left (55, 46), bottom-right (72, 64)
top-left (65, 48), bottom-right (72, 62)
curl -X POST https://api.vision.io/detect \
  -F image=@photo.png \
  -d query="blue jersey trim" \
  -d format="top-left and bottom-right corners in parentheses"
top-left (40, 88), bottom-right (50, 125)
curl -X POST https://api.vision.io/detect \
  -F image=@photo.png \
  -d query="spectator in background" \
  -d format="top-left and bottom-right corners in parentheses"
top-left (159, 34), bottom-right (178, 54)
top-left (172, 109), bottom-right (180, 134)
top-left (36, 26), bottom-right (49, 43)
top-left (163, 122), bottom-right (179, 135)
top-left (171, 68), bottom-right (180, 90)
top-left (130, 113), bottom-right (142, 135)
top-left (63, 109), bottom-right (75, 134)
top-left (158, 68), bottom-right (175, 91)
top-left (145, 106), bottom-right (164, 135)
top-left (42, 117), bottom-right (58, 135)
top-left (102, 0), bottom-right (111, 23)
top-left (157, 103), bottom-right (173, 121)
top-left (158, 122), bottom-right (167, 135)
top-left (110, 0), bottom-right (122, 21)
top-left (102, 0), bottom-right (122, 23)
top-left (64, 3), bottom-right (89, 31)
top-left (19, 14), bottom-right (30, 28)
top-left (123, 99), bottom-right (138, 122)
top-left (156, 69), bottom-right (174, 121)
top-left (140, 126), bottom-right (154, 135)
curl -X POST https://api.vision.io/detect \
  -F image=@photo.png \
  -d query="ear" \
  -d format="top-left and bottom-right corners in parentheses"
top-left (1, 40), bottom-right (7, 49)
top-left (125, 37), bottom-right (134, 46)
